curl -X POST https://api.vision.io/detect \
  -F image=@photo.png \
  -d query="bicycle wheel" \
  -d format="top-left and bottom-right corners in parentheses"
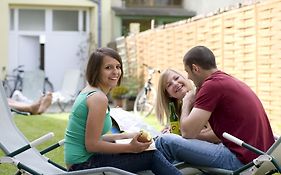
top-left (133, 87), bottom-right (156, 117)
top-left (43, 78), bottom-right (54, 93)
top-left (2, 80), bottom-right (13, 97)
top-left (14, 78), bottom-right (23, 92)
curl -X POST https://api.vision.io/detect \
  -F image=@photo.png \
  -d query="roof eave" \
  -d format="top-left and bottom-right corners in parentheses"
top-left (112, 7), bottom-right (196, 17)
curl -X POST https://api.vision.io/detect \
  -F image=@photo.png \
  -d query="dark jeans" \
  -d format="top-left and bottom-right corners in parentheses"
top-left (69, 150), bottom-right (182, 175)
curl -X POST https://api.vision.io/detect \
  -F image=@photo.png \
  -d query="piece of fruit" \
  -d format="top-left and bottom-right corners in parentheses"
top-left (137, 130), bottom-right (152, 143)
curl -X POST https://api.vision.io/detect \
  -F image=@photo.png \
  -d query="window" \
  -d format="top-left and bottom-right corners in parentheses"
top-left (10, 9), bottom-right (14, 30)
top-left (82, 10), bottom-right (87, 31)
top-left (53, 10), bottom-right (78, 31)
top-left (122, 19), bottom-right (152, 36)
top-left (18, 9), bottom-right (45, 31)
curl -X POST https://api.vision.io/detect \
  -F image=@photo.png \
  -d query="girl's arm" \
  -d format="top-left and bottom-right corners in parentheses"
top-left (85, 92), bottom-right (150, 153)
top-left (101, 132), bottom-right (139, 142)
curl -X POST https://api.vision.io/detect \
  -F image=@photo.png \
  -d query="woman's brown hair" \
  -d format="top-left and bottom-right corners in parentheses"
top-left (86, 47), bottom-right (123, 86)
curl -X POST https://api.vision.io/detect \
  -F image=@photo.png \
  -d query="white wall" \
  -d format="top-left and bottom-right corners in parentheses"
top-left (45, 32), bottom-right (87, 90)
top-left (108, 0), bottom-right (123, 44)
top-left (18, 36), bottom-right (40, 71)
top-left (8, 34), bottom-right (17, 71)
top-left (0, 0), bottom-right (9, 79)
top-left (100, 0), bottom-right (123, 46)
top-left (8, 8), bottom-right (90, 91)
top-left (112, 14), bottom-right (122, 41)
top-left (8, 31), bottom-right (88, 91)
top-left (101, 0), bottom-right (112, 47)
top-left (111, 0), bottom-right (122, 7)
top-left (183, 0), bottom-right (244, 15)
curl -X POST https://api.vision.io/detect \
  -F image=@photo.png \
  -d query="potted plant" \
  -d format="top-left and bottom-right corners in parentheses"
top-left (110, 85), bottom-right (129, 107)
top-left (122, 78), bottom-right (139, 111)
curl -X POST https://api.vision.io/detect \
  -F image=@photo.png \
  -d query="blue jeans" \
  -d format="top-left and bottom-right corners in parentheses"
top-left (155, 134), bottom-right (244, 170)
top-left (69, 150), bottom-right (182, 175)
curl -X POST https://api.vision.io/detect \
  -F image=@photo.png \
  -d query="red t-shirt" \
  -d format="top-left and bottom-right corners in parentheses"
top-left (194, 71), bottom-right (274, 164)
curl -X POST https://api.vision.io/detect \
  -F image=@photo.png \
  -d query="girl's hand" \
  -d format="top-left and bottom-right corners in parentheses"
top-left (181, 90), bottom-right (195, 114)
top-left (182, 90), bottom-right (195, 106)
top-left (129, 132), bottom-right (152, 153)
top-left (161, 126), bottom-right (171, 134)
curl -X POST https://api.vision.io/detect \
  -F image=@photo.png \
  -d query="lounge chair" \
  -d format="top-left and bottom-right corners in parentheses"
top-left (22, 70), bottom-right (45, 102)
top-left (52, 69), bottom-right (83, 112)
top-left (176, 133), bottom-right (281, 175)
top-left (0, 81), bottom-right (136, 175)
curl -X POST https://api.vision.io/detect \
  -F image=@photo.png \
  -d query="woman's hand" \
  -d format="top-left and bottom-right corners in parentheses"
top-left (182, 90), bottom-right (195, 107)
top-left (129, 132), bottom-right (152, 153)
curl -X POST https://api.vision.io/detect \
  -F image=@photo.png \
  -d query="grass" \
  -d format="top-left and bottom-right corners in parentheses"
top-left (1, 111), bottom-right (280, 175)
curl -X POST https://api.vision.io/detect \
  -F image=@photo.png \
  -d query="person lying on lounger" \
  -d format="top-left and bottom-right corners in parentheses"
top-left (8, 92), bottom-right (52, 115)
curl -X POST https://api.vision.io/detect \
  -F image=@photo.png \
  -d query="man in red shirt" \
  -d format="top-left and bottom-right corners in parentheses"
top-left (155, 46), bottom-right (275, 170)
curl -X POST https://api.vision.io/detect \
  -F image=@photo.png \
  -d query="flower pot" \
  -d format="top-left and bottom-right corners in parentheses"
top-left (123, 96), bottom-right (136, 111)
top-left (113, 98), bottom-right (125, 108)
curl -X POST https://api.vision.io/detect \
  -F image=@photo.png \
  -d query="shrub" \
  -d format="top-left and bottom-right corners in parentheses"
top-left (110, 85), bottom-right (129, 99)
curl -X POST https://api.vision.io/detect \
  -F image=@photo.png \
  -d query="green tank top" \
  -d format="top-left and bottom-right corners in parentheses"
top-left (64, 90), bottom-right (112, 164)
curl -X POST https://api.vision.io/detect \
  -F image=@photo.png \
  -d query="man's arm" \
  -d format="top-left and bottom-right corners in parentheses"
top-left (180, 107), bottom-right (211, 139)
top-left (180, 90), bottom-right (211, 138)
top-left (196, 126), bottom-right (221, 143)
top-left (181, 106), bottom-right (220, 143)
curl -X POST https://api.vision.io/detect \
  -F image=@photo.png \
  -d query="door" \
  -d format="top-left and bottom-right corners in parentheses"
top-left (18, 35), bottom-right (40, 71)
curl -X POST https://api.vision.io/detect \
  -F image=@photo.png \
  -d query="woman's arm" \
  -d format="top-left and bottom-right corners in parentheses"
top-left (101, 132), bottom-right (139, 142)
top-left (84, 92), bottom-right (150, 153)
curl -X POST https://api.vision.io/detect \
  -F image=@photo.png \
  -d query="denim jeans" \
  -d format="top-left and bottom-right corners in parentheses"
top-left (155, 134), bottom-right (244, 170)
top-left (69, 149), bottom-right (182, 175)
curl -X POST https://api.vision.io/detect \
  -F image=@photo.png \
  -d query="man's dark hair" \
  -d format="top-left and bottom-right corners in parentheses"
top-left (183, 46), bottom-right (217, 70)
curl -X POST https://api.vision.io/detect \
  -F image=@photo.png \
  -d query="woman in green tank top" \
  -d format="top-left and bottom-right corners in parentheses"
top-left (64, 47), bottom-right (181, 175)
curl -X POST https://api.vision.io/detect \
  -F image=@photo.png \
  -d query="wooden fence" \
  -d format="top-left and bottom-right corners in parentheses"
top-left (118, 0), bottom-right (281, 133)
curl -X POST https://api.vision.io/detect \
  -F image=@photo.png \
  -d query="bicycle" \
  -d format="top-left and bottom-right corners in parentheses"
top-left (133, 64), bottom-right (160, 117)
top-left (2, 65), bottom-right (54, 98)
top-left (43, 77), bottom-right (54, 93)
top-left (2, 65), bottom-right (25, 98)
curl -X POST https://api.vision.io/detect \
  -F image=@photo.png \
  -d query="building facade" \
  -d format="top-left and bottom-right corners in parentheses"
top-left (0, 0), bottom-right (96, 90)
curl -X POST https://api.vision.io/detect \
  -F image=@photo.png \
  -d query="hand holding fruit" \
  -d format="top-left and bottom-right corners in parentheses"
top-left (137, 130), bottom-right (152, 143)
top-left (129, 131), bottom-right (152, 153)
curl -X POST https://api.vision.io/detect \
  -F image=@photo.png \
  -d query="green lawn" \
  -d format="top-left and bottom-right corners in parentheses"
top-left (0, 112), bottom-right (162, 175)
